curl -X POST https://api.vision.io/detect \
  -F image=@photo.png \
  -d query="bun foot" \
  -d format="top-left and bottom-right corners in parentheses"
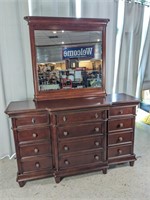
top-left (55, 176), bottom-right (61, 183)
top-left (102, 168), bottom-right (107, 174)
top-left (129, 161), bottom-right (135, 167)
top-left (18, 181), bottom-right (26, 187)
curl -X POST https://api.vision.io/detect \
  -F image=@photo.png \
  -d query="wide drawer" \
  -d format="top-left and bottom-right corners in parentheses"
top-left (59, 150), bottom-right (104, 169)
top-left (109, 106), bottom-right (134, 117)
top-left (56, 109), bottom-right (107, 125)
top-left (108, 118), bottom-right (134, 132)
top-left (59, 135), bottom-right (104, 154)
top-left (108, 144), bottom-right (132, 158)
top-left (15, 113), bottom-right (49, 127)
top-left (20, 142), bottom-right (51, 157)
top-left (58, 122), bottom-right (106, 139)
top-left (21, 156), bottom-right (53, 172)
top-left (108, 131), bottom-right (133, 146)
top-left (18, 127), bottom-right (50, 143)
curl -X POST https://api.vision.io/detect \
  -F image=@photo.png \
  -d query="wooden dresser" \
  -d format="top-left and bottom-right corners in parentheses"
top-left (5, 93), bottom-right (139, 187)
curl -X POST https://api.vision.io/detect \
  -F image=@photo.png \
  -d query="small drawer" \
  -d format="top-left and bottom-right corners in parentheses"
top-left (110, 107), bottom-right (134, 117)
top-left (20, 142), bottom-right (51, 157)
top-left (59, 135), bottom-right (104, 154)
top-left (18, 127), bottom-right (50, 142)
top-left (15, 113), bottom-right (49, 127)
top-left (59, 150), bottom-right (103, 169)
top-left (108, 144), bottom-right (132, 158)
top-left (21, 156), bottom-right (52, 172)
top-left (58, 122), bottom-right (106, 139)
top-left (108, 118), bottom-right (133, 132)
top-left (57, 109), bottom-right (107, 125)
top-left (108, 131), bottom-right (133, 146)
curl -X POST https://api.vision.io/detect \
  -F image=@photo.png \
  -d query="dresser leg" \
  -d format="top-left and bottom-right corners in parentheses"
top-left (18, 181), bottom-right (26, 187)
top-left (102, 168), bottom-right (107, 174)
top-left (55, 176), bottom-right (61, 183)
top-left (129, 161), bottom-right (135, 167)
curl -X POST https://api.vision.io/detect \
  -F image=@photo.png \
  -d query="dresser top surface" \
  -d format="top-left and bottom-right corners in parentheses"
top-left (5, 93), bottom-right (140, 115)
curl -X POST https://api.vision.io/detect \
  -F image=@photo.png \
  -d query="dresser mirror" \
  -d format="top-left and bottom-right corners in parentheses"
top-left (24, 17), bottom-right (109, 101)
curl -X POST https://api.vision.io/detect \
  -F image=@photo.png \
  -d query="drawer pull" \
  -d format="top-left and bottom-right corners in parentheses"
top-left (95, 127), bottom-right (100, 132)
top-left (64, 146), bottom-right (69, 151)
top-left (118, 137), bottom-right (123, 142)
top-left (32, 133), bottom-right (38, 138)
top-left (64, 160), bottom-right (69, 165)
top-left (95, 113), bottom-right (99, 119)
top-left (94, 155), bottom-right (100, 160)
top-left (35, 162), bottom-right (40, 168)
top-left (118, 149), bottom-right (122, 155)
top-left (95, 141), bottom-right (100, 146)
top-left (63, 116), bottom-right (67, 122)
top-left (32, 118), bottom-right (35, 124)
top-left (119, 110), bottom-right (123, 114)
top-left (34, 148), bottom-right (39, 153)
top-left (119, 123), bottom-right (124, 128)
top-left (63, 131), bottom-right (68, 136)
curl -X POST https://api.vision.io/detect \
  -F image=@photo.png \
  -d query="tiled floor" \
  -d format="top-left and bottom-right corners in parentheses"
top-left (0, 110), bottom-right (150, 200)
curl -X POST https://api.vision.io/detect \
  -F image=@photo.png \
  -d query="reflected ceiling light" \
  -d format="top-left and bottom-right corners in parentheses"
top-left (62, 41), bottom-right (64, 44)
top-left (62, 30), bottom-right (64, 33)
top-left (97, 39), bottom-right (100, 42)
top-left (53, 31), bottom-right (57, 34)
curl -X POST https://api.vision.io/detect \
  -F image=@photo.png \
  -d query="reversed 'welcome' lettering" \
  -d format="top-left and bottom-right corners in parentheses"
top-left (62, 46), bottom-right (94, 59)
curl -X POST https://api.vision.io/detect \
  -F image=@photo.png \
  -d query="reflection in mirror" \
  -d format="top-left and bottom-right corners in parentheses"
top-left (35, 30), bottom-right (102, 91)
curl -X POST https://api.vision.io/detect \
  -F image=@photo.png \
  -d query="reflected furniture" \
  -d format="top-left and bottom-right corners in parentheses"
top-left (5, 17), bottom-right (140, 187)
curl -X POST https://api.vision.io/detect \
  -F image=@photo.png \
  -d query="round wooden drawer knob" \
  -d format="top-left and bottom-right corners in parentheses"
top-left (32, 133), bottom-right (38, 138)
top-left (118, 149), bottom-right (122, 155)
top-left (119, 110), bottom-right (123, 114)
top-left (94, 155), bottom-right (100, 160)
top-left (95, 127), bottom-right (100, 132)
top-left (64, 146), bottom-right (69, 151)
top-left (35, 162), bottom-right (40, 168)
top-left (34, 148), bottom-right (39, 153)
top-left (95, 141), bottom-right (100, 146)
top-left (63, 116), bottom-right (67, 122)
top-left (118, 137), bottom-right (123, 142)
top-left (64, 160), bottom-right (69, 165)
top-left (119, 123), bottom-right (124, 128)
top-left (95, 113), bottom-right (99, 119)
top-left (32, 118), bottom-right (35, 124)
top-left (63, 131), bottom-right (68, 136)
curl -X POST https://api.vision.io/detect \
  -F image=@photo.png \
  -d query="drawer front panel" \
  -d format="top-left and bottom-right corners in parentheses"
top-left (57, 110), bottom-right (107, 125)
top-left (59, 135), bottom-right (104, 154)
top-left (59, 150), bottom-right (103, 169)
top-left (58, 122), bottom-right (106, 139)
top-left (108, 131), bottom-right (133, 145)
top-left (108, 145), bottom-right (132, 158)
top-left (18, 127), bottom-right (50, 142)
top-left (108, 118), bottom-right (133, 132)
top-left (21, 157), bottom-right (52, 172)
top-left (110, 107), bottom-right (134, 117)
top-left (20, 143), bottom-right (51, 157)
top-left (15, 113), bottom-right (48, 127)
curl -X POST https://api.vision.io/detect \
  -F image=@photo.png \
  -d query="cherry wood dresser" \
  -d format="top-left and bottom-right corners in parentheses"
top-left (5, 93), bottom-right (139, 187)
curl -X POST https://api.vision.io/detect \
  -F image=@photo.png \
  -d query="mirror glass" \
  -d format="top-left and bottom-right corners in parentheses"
top-left (35, 30), bottom-right (102, 91)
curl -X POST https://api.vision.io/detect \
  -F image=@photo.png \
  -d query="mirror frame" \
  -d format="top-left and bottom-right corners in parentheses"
top-left (24, 16), bottom-right (109, 101)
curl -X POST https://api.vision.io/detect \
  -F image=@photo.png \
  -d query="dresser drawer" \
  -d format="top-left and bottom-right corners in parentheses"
top-left (57, 109), bottom-right (107, 125)
top-left (108, 118), bottom-right (134, 132)
top-left (18, 127), bottom-right (50, 143)
top-left (58, 122), bottom-right (105, 139)
top-left (59, 150), bottom-right (103, 169)
top-left (109, 106), bottom-right (134, 117)
top-left (108, 131), bottom-right (133, 146)
top-left (21, 156), bottom-right (52, 172)
top-left (20, 142), bottom-right (51, 157)
top-left (15, 113), bottom-right (49, 127)
top-left (59, 135), bottom-right (104, 154)
top-left (108, 144), bottom-right (132, 158)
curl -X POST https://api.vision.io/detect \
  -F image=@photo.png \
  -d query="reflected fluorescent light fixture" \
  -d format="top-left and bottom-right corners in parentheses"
top-left (53, 31), bottom-right (57, 34)
top-left (76, 0), bottom-right (81, 18)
